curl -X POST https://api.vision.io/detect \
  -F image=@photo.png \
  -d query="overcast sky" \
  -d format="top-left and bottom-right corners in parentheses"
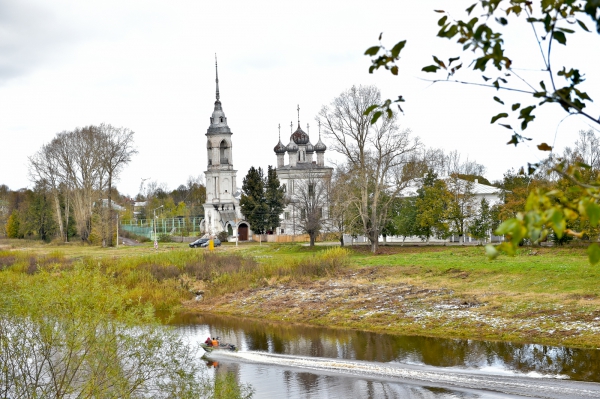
top-left (1, 0), bottom-right (598, 196)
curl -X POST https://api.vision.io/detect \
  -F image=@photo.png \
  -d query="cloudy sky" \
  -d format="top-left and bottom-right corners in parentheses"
top-left (1, 0), bottom-right (598, 196)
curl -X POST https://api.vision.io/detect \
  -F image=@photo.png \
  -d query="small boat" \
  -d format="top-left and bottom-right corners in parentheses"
top-left (201, 342), bottom-right (237, 352)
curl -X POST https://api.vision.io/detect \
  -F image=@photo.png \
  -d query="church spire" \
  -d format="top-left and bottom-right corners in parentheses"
top-left (297, 104), bottom-right (300, 128)
top-left (215, 54), bottom-right (220, 102)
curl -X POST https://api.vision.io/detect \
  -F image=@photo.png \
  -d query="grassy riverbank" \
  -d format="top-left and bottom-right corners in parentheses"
top-left (1, 238), bottom-right (599, 349)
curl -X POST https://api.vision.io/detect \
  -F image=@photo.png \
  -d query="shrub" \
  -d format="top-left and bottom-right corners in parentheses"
top-left (158, 233), bottom-right (172, 243)
top-left (217, 231), bottom-right (229, 242)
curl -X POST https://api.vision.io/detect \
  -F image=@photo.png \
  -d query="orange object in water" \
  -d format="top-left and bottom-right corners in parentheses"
top-left (211, 339), bottom-right (218, 347)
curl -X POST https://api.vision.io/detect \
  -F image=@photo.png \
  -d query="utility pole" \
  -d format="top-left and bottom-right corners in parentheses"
top-left (153, 205), bottom-right (163, 250)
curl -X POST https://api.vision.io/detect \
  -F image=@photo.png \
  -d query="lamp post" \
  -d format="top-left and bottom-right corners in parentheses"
top-left (153, 205), bottom-right (163, 250)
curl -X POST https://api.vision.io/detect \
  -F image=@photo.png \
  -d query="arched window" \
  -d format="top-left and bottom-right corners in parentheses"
top-left (220, 140), bottom-right (228, 164)
top-left (220, 117), bottom-right (223, 122)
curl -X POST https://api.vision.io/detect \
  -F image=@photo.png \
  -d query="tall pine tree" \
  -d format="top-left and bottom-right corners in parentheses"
top-left (240, 167), bottom-right (268, 234)
top-left (264, 166), bottom-right (285, 233)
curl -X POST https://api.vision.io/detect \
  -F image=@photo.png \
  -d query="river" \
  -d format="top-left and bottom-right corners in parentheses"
top-left (172, 313), bottom-right (600, 398)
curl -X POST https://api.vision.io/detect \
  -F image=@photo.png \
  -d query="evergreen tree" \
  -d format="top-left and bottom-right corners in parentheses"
top-left (240, 167), bottom-right (268, 234)
top-left (24, 183), bottom-right (57, 241)
top-left (470, 198), bottom-right (492, 244)
top-left (264, 166), bottom-right (285, 233)
top-left (415, 170), bottom-right (450, 242)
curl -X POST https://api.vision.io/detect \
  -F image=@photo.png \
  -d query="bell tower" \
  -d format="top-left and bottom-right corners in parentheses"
top-left (203, 56), bottom-right (242, 235)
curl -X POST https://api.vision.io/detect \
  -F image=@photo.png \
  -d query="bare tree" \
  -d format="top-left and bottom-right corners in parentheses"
top-left (290, 166), bottom-right (331, 247)
top-left (28, 124), bottom-right (136, 243)
top-left (98, 124), bottom-right (137, 246)
top-left (318, 85), bottom-right (421, 252)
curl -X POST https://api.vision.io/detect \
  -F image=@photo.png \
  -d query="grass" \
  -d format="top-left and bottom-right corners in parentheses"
top-left (2, 238), bottom-right (599, 348)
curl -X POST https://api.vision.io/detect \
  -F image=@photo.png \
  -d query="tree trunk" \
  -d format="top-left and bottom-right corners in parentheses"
top-left (107, 173), bottom-right (113, 247)
top-left (64, 191), bottom-right (69, 242)
top-left (52, 190), bottom-right (64, 241)
top-left (309, 233), bottom-right (315, 247)
top-left (339, 234), bottom-right (344, 247)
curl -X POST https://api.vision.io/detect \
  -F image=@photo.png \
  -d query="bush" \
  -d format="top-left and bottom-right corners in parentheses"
top-left (0, 268), bottom-right (212, 398)
top-left (158, 233), bottom-right (173, 243)
top-left (217, 231), bottom-right (229, 242)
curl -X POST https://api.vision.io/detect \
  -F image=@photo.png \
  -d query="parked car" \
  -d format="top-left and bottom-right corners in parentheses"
top-left (200, 238), bottom-right (221, 248)
top-left (189, 238), bottom-right (209, 248)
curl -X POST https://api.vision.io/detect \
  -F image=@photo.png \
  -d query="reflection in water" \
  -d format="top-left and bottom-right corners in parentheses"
top-left (173, 312), bottom-right (600, 382)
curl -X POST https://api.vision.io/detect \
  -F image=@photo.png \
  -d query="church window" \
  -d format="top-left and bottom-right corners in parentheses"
top-left (220, 117), bottom-right (223, 122)
top-left (301, 209), bottom-right (306, 219)
top-left (308, 184), bottom-right (315, 197)
top-left (220, 140), bottom-right (227, 164)
top-left (282, 184), bottom-right (286, 192)
top-left (285, 212), bottom-right (290, 220)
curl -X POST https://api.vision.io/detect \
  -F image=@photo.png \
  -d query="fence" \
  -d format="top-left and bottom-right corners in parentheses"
top-left (120, 217), bottom-right (204, 240)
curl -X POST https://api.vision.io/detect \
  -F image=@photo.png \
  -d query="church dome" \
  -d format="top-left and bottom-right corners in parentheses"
top-left (286, 140), bottom-right (298, 152)
top-left (274, 139), bottom-right (286, 154)
top-left (306, 142), bottom-right (314, 153)
top-left (314, 137), bottom-right (327, 152)
top-left (291, 126), bottom-right (310, 145)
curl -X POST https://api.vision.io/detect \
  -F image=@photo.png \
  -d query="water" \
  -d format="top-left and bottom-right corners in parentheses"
top-left (172, 313), bottom-right (600, 398)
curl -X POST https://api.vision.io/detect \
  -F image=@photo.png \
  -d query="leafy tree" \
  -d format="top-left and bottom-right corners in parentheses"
top-left (470, 198), bottom-right (493, 244)
top-left (6, 210), bottom-right (20, 238)
top-left (415, 170), bottom-right (451, 242)
top-left (393, 197), bottom-right (419, 245)
top-left (264, 165), bottom-right (285, 233)
top-left (240, 166), bottom-right (268, 234)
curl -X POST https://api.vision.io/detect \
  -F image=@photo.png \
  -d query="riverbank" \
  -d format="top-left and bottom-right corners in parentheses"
top-left (1, 238), bottom-right (599, 349)
top-left (187, 244), bottom-right (600, 349)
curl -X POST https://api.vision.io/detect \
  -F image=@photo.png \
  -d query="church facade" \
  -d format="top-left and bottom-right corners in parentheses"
top-left (273, 114), bottom-right (333, 235)
top-left (202, 60), bottom-right (249, 240)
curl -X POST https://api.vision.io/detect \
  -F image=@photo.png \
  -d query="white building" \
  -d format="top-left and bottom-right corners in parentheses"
top-left (273, 114), bottom-right (333, 235)
top-left (201, 59), bottom-right (248, 240)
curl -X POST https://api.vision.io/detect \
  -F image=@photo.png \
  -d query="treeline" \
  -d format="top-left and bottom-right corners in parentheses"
top-left (332, 129), bottom-right (600, 246)
top-left (0, 177), bottom-right (207, 244)
top-left (312, 85), bottom-right (600, 251)
top-left (0, 123), bottom-right (207, 245)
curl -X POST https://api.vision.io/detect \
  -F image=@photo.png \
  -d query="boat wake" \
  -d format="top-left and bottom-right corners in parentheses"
top-left (208, 351), bottom-right (600, 399)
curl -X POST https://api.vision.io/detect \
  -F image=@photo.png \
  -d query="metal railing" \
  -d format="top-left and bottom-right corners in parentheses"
top-left (120, 217), bottom-right (205, 239)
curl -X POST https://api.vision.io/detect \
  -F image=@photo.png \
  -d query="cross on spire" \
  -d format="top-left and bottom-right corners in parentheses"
top-left (297, 104), bottom-right (300, 128)
top-left (307, 123), bottom-right (309, 134)
top-left (318, 120), bottom-right (321, 139)
top-left (215, 54), bottom-right (220, 102)
top-left (290, 121), bottom-right (293, 134)
top-left (278, 123), bottom-right (281, 140)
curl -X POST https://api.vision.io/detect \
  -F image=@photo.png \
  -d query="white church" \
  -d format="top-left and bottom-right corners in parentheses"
top-left (200, 60), bottom-right (333, 241)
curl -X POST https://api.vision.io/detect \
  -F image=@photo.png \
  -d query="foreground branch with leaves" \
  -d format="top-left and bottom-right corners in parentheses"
top-left (365, 1), bottom-right (600, 262)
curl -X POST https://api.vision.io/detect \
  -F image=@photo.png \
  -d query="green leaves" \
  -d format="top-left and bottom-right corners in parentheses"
top-left (422, 65), bottom-right (440, 73)
top-left (491, 112), bottom-right (508, 123)
top-left (552, 31), bottom-right (567, 45)
top-left (390, 40), bottom-right (407, 58)
top-left (518, 105), bottom-right (536, 130)
top-left (364, 46), bottom-right (380, 56)
top-left (588, 243), bottom-right (600, 265)
top-left (493, 96), bottom-right (504, 104)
